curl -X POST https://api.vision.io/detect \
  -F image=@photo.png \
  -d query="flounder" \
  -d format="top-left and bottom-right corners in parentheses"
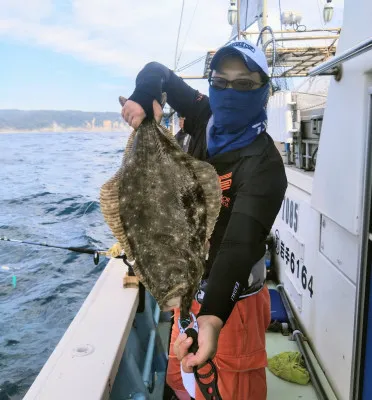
top-left (100, 96), bottom-right (221, 318)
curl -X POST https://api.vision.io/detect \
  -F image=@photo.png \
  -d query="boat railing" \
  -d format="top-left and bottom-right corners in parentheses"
top-left (308, 37), bottom-right (372, 77)
top-left (22, 258), bottom-right (146, 400)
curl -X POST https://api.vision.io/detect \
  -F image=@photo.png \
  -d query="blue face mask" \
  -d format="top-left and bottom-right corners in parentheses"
top-left (207, 83), bottom-right (270, 157)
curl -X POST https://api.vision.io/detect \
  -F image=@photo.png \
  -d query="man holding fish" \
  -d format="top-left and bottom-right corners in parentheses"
top-left (121, 40), bottom-right (287, 399)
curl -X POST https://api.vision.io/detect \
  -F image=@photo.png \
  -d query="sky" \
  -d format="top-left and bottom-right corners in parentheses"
top-left (0, 0), bottom-right (344, 112)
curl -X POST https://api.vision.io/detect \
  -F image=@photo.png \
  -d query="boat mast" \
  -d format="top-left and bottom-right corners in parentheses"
top-left (259, 0), bottom-right (268, 43)
top-left (237, 0), bottom-right (241, 39)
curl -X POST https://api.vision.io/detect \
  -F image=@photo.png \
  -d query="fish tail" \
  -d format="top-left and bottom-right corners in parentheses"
top-left (180, 293), bottom-right (193, 320)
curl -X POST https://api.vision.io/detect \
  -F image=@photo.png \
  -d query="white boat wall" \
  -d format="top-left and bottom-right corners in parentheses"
top-left (268, 0), bottom-right (372, 397)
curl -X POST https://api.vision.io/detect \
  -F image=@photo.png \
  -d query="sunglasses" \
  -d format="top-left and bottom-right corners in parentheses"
top-left (208, 76), bottom-right (268, 91)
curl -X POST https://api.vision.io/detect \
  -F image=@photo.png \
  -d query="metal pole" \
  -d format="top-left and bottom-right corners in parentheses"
top-left (309, 36), bottom-right (372, 77)
top-left (142, 304), bottom-right (161, 389)
top-left (277, 285), bottom-right (329, 400)
top-left (244, 28), bottom-right (341, 35)
top-left (237, 0), bottom-right (241, 39)
top-left (262, 0), bottom-right (268, 44)
top-left (179, 74), bottom-right (311, 80)
top-left (263, 35), bottom-right (340, 52)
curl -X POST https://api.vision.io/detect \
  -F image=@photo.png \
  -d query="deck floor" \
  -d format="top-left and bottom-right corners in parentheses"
top-left (266, 331), bottom-right (319, 400)
top-left (265, 283), bottom-right (337, 400)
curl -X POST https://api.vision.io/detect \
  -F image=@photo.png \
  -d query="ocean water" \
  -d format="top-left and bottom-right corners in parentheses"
top-left (0, 131), bottom-right (129, 399)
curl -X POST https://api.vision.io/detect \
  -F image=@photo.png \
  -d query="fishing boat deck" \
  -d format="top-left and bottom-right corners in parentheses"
top-left (266, 331), bottom-right (337, 399)
top-left (266, 282), bottom-right (337, 399)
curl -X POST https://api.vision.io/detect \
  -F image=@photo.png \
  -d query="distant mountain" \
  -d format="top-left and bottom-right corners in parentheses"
top-left (0, 109), bottom-right (127, 131)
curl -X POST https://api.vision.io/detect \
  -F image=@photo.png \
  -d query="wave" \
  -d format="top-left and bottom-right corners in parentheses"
top-left (0, 380), bottom-right (20, 400)
top-left (5, 340), bottom-right (20, 347)
top-left (7, 192), bottom-right (52, 205)
top-left (56, 196), bottom-right (80, 204)
top-left (38, 295), bottom-right (58, 306)
top-left (25, 280), bottom-right (84, 305)
top-left (55, 200), bottom-right (100, 218)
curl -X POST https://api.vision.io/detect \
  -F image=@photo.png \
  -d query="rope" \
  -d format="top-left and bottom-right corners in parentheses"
top-left (176, 0), bottom-right (200, 69)
top-left (174, 0), bottom-right (186, 70)
top-left (176, 35), bottom-right (240, 73)
top-left (176, 55), bottom-right (207, 72)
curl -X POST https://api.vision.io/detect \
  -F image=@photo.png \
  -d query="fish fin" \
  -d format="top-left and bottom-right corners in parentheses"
top-left (156, 121), bottom-right (180, 144)
top-left (162, 296), bottom-right (181, 311)
top-left (100, 95), bottom-right (134, 258)
top-left (117, 94), bottom-right (137, 160)
top-left (119, 96), bottom-right (127, 107)
top-left (161, 283), bottom-right (189, 310)
top-left (100, 125), bottom-right (139, 261)
top-left (124, 129), bottom-right (136, 160)
top-left (100, 172), bottom-right (135, 261)
top-left (190, 160), bottom-right (222, 240)
top-left (131, 261), bottom-right (146, 282)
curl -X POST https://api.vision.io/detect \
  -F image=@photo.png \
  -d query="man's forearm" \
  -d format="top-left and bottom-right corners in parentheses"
top-left (198, 213), bottom-right (266, 324)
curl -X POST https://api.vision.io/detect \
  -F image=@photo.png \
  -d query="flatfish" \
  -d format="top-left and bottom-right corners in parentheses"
top-left (100, 97), bottom-right (221, 318)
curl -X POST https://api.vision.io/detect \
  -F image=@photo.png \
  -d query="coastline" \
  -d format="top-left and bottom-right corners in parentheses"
top-left (0, 128), bottom-right (131, 134)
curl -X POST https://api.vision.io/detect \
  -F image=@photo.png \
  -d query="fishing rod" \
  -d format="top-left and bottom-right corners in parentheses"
top-left (0, 235), bottom-right (147, 307)
top-left (0, 235), bottom-right (146, 312)
top-left (0, 236), bottom-right (108, 265)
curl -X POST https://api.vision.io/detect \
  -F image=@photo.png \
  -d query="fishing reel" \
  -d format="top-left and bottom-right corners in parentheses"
top-left (93, 252), bottom-right (100, 265)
